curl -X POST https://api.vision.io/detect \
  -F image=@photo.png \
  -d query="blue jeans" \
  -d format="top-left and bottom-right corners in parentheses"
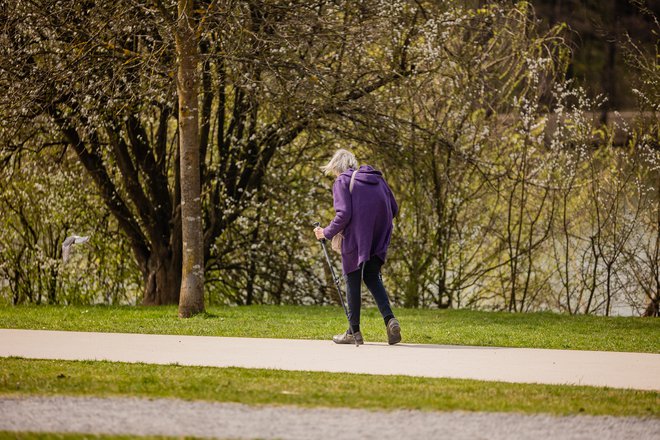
top-left (345, 256), bottom-right (394, 331)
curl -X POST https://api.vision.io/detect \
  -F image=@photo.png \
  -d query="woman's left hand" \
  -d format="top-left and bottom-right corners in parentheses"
top-left (314, 227), bottom-right (326, 240)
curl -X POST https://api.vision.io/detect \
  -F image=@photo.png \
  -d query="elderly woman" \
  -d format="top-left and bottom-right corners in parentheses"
top-left (314, 149), bottom-right (401, 345)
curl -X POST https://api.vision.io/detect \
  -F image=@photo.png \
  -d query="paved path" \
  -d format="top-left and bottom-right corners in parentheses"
top-left (2, 396), bottom-right (658, 440)
top-left (1, 329), bottom-right (659, 390)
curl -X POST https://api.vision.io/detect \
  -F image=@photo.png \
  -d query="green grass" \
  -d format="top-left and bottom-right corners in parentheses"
top-left (1, 305), bottom-right (658, 352)
top-left (1, 357), bottom-right (657, 417)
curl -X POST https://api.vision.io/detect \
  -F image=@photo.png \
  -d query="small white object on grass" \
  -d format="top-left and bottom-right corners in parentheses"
top-left (62, 235), bottom-right (90, 262)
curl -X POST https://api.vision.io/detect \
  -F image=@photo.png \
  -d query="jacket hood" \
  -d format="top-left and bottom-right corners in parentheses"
top-left (340, 165), bottom-right (382, 185)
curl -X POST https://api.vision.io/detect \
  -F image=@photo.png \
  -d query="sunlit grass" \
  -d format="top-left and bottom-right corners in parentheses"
top-left (1, 357), bottom-right (658, 417)
top-left (1, 305), bottom-right (658, 352)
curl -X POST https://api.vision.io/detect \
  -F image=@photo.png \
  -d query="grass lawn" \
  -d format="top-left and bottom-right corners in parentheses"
top-left (0, 304), bottom-right (658, 353)
top-left (1, 357), bottom-right (658, 418)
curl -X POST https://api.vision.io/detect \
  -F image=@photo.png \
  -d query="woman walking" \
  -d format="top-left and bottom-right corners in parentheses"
top-left (314, 149), bottom-right (401, 345)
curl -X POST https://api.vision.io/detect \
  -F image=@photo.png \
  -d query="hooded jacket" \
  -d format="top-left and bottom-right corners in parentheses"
top-left (323, 165), bottom-right (398, 274)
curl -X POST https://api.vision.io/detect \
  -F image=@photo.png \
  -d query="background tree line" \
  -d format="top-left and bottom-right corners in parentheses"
top-left (1, 0), bottom-right (658, 316)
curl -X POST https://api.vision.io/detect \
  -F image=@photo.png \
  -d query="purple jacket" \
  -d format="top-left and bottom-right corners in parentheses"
top-left (323, 165), bottom-right (398, 274)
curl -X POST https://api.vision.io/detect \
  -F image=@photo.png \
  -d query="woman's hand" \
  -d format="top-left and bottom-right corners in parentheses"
top-left (314, 227), bottom-right (326, 240)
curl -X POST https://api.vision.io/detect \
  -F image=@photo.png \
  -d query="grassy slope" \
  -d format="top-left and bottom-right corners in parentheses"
top-left (0, 305), bottom-right (658, 352)
top-left (1, 358), bottom-right (658, 417)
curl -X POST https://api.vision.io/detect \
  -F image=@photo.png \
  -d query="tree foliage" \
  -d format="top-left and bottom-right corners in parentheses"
top-left (0, 0), bottom-right (658, 316)
top-left (0, 0), bottom-right (420, 304)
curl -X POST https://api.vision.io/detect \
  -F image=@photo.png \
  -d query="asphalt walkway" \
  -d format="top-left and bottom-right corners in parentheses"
top-left (1, 329), bottom-right (659, 390)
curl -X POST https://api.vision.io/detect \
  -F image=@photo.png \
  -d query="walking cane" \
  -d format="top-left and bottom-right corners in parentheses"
top-left (313, 222), bottom-right (358, 347)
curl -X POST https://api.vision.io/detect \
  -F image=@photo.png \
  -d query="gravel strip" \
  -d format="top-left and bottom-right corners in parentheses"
top-left (1, 396), bottom-right (658, 440)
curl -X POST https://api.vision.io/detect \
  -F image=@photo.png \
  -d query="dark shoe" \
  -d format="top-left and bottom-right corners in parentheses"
top-left (333, 330), bottom-right (364, 345)
top-left (387, 318), bottom-right (401, 345)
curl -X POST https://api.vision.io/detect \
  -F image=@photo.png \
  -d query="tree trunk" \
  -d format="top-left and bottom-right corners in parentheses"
top-left (644, 296), bottom-right (660, 317)
top-left (142, 246), bottom-right (182, 305)
top-left (600, 0), bottom-right (619, 124)
top-left (644, 173), bottom-right (660, 317)
top-left (141, 133), bottom-right (184, 306)
top-left (176, 0), bottom-right (205, 318)
top-left (605, 263), bottom-right (613, 316)
top-left (431, 142), bottom-right (452, 309)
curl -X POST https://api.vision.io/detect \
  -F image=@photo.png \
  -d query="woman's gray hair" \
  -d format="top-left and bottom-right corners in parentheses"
top-left (321, 149), bottom-right (358, 176)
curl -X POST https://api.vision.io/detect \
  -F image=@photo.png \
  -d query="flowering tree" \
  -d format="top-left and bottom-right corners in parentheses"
top-left (1, 1), bottom-right (657, 316)
top-left (0, 0), bottom-right (421, 306)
